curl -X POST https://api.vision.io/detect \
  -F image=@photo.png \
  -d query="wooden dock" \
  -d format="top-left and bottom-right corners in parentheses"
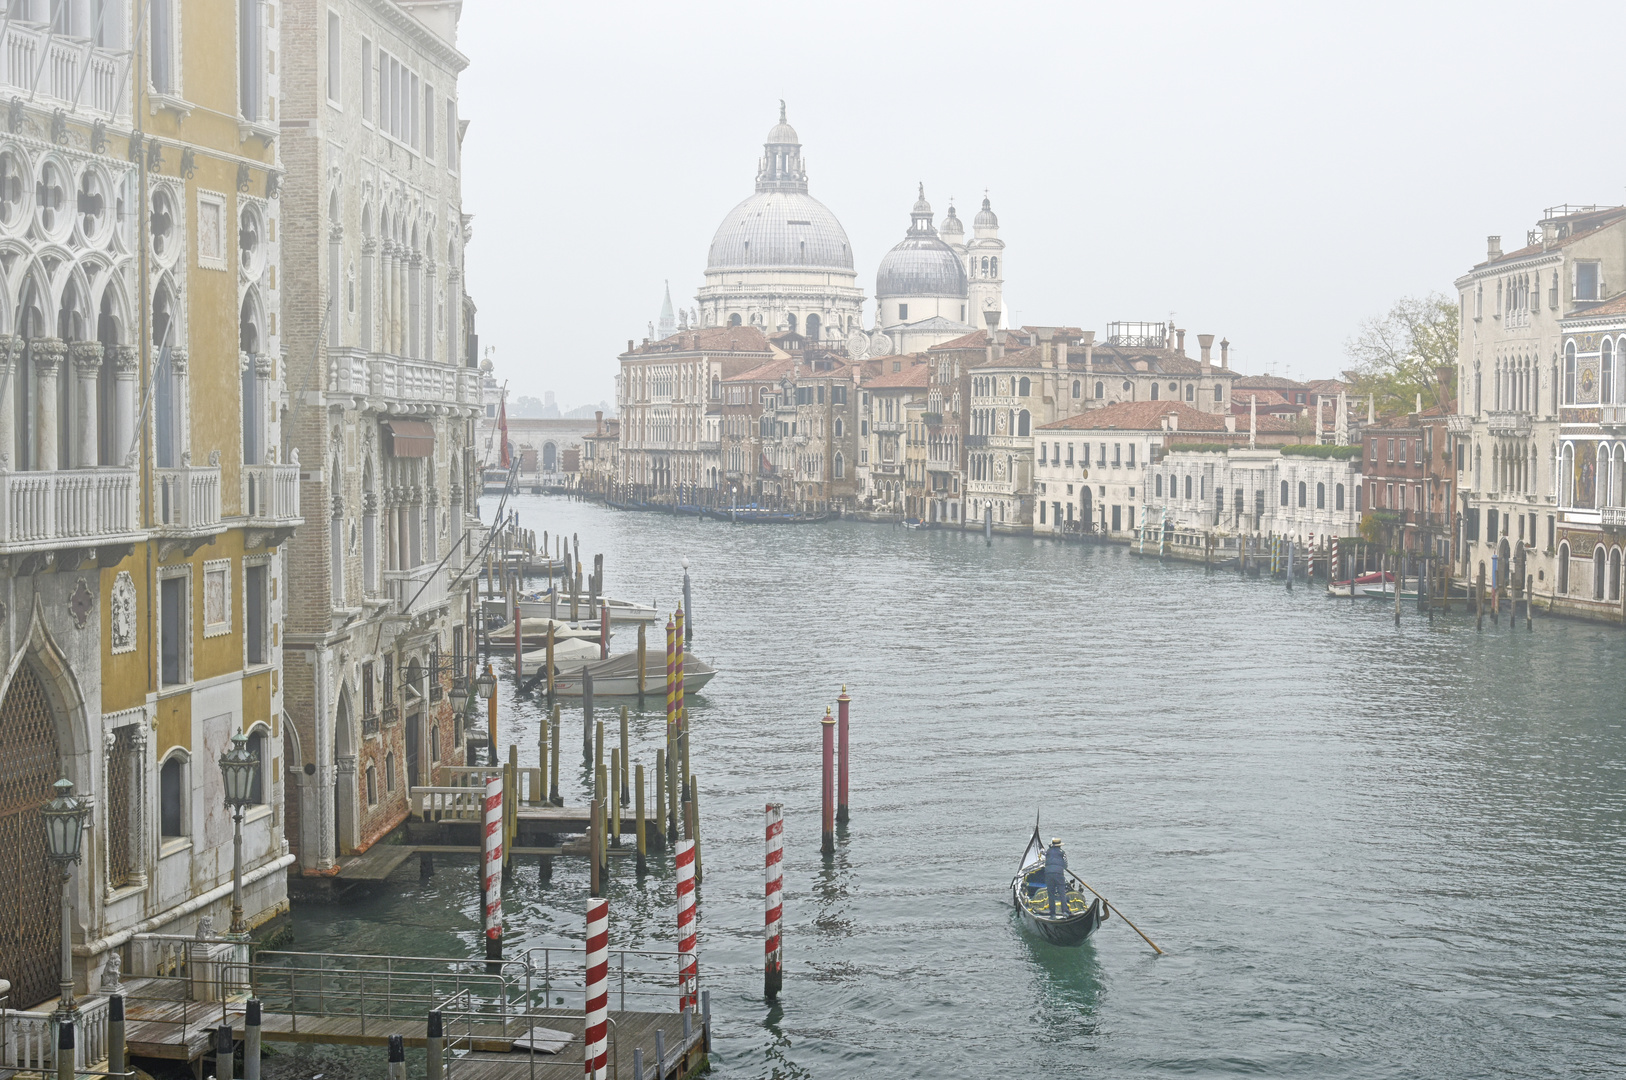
top-left (114, 978), bottom-right (707, 1079)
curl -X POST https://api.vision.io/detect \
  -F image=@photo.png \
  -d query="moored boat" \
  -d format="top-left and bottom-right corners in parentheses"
top-left (519, 636), bottom-right (603, 677)
top-left (1327, 570), bottom-right (1394, 597)
top-left (515, 593), bottom-right (659, 623)
top-left (1010, 826), bottom-right (1105, 947)
top-left (550, 649), bottom-right (718, 697)
top-left (487, 618), bottom-right (606, 646)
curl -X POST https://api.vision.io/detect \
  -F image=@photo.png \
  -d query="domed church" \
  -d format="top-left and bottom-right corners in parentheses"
top-left (696, 103), bottom-right (865, 342)
top-left (689, 105), bottom-right (1006, 355)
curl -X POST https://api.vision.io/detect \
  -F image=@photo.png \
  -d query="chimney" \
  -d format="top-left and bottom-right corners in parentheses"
top-left (1198, 333), bottom-right (1215, 367)
top-left (1224, 414), bottom-right (1236, 433)
top-left (627, 339), bottom-right (634, 354)
top-left (1416, 391), bottom-right (1423, 415)
top-left (595, 409), bottom-right (603, 435)
top-left (1057, 340), bottom-right (1068, 367)
top-left (1220, 338), bottom-right (1230, 369)
top-left (1082, 330), bottom-right (1095, 373)
top-left (1487, 235), bottom-right (1502, 261)
top-left (1176, 328), bottom-right (1186, 356)
top-left (1169, 412), bottom-right (1178, 432)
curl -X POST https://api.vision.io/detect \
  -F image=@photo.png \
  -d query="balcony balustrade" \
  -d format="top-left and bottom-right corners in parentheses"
top-left (1601, 506), bottom-right (1626, 529)
top-left (385, 562), bottom-right (449, 617)
top-left (0, 466), bottom-right (140, 554)
top-left (1445, 414), bottom-right (1474, 435)
top-left (1, 22), bottom-right (125, 118)
top-left (153, 463), bottom-right (224, 551)
top-left (1486, 411), bottom-right (1533, 437)
top-left (873, 420), bottom-right (905, 434)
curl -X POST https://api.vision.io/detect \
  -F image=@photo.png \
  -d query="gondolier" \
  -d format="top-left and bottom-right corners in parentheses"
top-left (1044, 839), bottom-right (1069, 916)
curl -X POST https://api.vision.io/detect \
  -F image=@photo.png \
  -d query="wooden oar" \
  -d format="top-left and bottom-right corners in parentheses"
top-left (1068, 871), bottom-right (1163, 955)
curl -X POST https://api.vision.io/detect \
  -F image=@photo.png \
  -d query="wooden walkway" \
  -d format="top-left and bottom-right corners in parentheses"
top-left (115, 981), bottom-right (707, 1079)
top-left (334, 842), bottom-right (643, 883)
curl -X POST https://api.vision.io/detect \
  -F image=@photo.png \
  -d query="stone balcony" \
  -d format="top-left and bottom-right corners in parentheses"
top-left (385, 562), bottom-right (449, 620)
top-left (153, 462), bottom-right (224, 556)
top-left (242, 460), bottom-right (303, 549)
top-left (0, 21), bottom-right (127, 118)
top-left (0, 467), bottom-right (142, 558)
top-left (1601, 506), bottom-right (1626, 529)
top-left (1445, 414), bottom-right (1474, 435)
top-left (1486, 411), bottom-right (1533, 437)
top-left (328, 350), bottom-right (482, 415)
top-left (873, 421), bottom-right (905, 434)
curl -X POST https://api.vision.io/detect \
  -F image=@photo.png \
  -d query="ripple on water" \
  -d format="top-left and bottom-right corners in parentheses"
top-left (287, 501), bottom-right (1626, 1079)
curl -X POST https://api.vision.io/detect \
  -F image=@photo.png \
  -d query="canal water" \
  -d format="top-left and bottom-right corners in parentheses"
top-left (288, 496), bottom-right (1626, 1078)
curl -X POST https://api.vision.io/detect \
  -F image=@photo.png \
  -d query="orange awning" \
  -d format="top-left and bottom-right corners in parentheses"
top-left (386, 420), bottom-right (435, 458)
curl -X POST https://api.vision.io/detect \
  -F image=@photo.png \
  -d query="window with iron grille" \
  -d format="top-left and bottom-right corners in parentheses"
top-left (361, 661), bottom-right (375, 719)
top-left (107, 727), bottom-right (138, 888)
top-left (429, 647), bottom-right (443, 702)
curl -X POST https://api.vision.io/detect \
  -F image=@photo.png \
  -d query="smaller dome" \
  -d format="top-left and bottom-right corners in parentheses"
top-left (975, 195), bottom-right (998, 229)
top-left (766, 100), bottom-right (798, 145)
top-left (941, 203), bottom-right (963, 237)
top-left (876, 236), bottom-right (968, 299)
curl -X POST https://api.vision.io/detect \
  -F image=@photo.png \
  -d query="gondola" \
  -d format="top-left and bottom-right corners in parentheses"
top-left (1010, 825), bottom-right (1105, 947)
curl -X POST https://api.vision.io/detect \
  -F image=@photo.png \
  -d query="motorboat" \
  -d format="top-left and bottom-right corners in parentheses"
top-left (516, 593), bottom-right (659, 624)
top-left (487, 618), bottom-right (606, 646)
top-left (519, 636), bottom-right (603, 678)
top-left (1010, 825), bottom-right (1105, 947)
top-left (550, 650), bottom-right (717, 698)
top-left (1327, 570), bottom-right (1394, 598)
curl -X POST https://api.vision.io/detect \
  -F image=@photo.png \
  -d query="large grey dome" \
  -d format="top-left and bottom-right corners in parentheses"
top-left (706, 190), bottom-right (854, 270)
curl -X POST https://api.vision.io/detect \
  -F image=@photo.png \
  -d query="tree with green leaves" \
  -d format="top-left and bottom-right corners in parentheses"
top-left (1343, 293), bottom-right (1459, 418)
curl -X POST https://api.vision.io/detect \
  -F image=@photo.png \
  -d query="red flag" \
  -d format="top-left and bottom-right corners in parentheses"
top-left (498, 398), bottom-right (511, 469)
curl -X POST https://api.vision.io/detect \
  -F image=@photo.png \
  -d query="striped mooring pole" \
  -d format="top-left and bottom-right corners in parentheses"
top-left (584, 897), bottom-right (610, 1080)
top-left (677, 839), bottom-right (699, 1012)
top-left (820, 707), bottom-right (836, 856)
top-left (482, 774), bottom-right (504, 961)
top-left (765, 803), bottom-right (784, 998)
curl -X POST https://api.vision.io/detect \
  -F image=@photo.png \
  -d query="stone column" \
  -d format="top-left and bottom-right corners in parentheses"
top-left (71, 342), bottom-right (103, 467)
top-left (254, 354), bottom-right (273, 467)
top-left (0, 335), bottom-right (18, 469)
top-left (169, 347), bottom-right (189, 463)
top-left (127, 722), bottom-right (148, 888)
top-left (360, 240), bottom-right (376, 353)
top-left (424, 264), bottom-right (437, 364)
top-left (33, 337), bottom-right (66, 471)
top-left (113, 346), bottom-right (138, 465)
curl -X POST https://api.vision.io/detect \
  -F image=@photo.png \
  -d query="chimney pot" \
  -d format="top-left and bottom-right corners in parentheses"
top-left (1080, 330), bottom-right (1096, 346)
top-left (1220, 338), bottom-right (1230, 369)
top-left (1198, 333), bottom-right (1215, 366)
top-left (627, 339), bottom-right (634, 353)
top-left (1487, 235), bottom-right (1502, 260)
top-left (1176, 329), bottom-right (1186, 356)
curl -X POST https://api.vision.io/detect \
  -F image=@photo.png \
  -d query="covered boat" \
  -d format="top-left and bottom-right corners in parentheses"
top-left (1010, 826), bottom-right (1105, 947)
top-left (487, 618), bottom-right (605, 646)
top-left (519, 636), bottom-right (603, 678)
top-left (515, 593), bottom-right (659, 624)
top-left (550, 649), bottom-right (717, 698)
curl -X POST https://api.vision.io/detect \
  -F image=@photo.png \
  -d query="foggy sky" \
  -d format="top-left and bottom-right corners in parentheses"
top-left (456, 0), bottom-right (1626, 411)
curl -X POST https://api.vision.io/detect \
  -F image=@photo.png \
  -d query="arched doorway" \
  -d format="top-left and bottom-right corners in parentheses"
top-left (0, 664), bottom-right (64, 1009)
top-left (1080, 486), bottom-right (1093, 532)
top-left (542, 442), bottom-right (557, 472)
top-left (334, 691), bottom-right (357, 855)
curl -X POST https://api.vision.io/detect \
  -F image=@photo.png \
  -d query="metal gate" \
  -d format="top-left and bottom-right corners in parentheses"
top-left (0, 663), bottom-right (63, 1009)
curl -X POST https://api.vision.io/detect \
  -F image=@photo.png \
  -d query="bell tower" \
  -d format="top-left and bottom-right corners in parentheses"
top-left (967, 193), bottom-right (1005, 330)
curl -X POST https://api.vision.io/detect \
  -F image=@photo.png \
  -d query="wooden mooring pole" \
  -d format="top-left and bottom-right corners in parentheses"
top-left (550, 704), bottom-right (561, 805)
top-left (836, 686), bottom-right (851, 825)
top-left (635, 763), bottom-right (648, 875)
top-left (821, 707), bottom-right (836, 856)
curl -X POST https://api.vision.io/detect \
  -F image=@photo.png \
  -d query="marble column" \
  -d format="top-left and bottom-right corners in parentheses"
top-left (254, 353), bottom-right (273, 468)
top-left (71, 342), bottom-right (103, 468)
top-left (169, 347), bottom-right (189, 463)
top-left (0, 335), bottom-right (18, 469)
top-left (33, 337), bottom-right (67, 471)
top-left (113, 345), bottom-right (138, 466)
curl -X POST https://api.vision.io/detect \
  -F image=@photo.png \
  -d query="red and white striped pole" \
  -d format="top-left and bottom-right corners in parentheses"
top-left (676, 838), bottom-right (698, 1012)
top-left (836, 687), bottom-right (851, 825)
top-left (820, 708), bottom-right (835, 856)
top-left (583, 897), bottom-right (609, 1079)
top-left (764, 803), bottom-right (783, 999)
top-left (481, 775), bottom-right (504, 960)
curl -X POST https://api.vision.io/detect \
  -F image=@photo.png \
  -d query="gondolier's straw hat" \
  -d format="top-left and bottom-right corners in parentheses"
top-left (1050, 838), bottom-right (1062, 846)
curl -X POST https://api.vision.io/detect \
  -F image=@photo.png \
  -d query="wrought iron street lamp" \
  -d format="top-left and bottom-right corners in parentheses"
top-left (218, 732), bottom-right (261, 935)
top-left (41, 777), bottom-right (88, 1014)
top-left (448, 674), bottom-right (469, 716)
top-left (475, 664), bottom-right (497, 702)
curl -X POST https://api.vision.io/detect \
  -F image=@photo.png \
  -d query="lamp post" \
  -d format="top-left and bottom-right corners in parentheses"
top-left (41, 777), bottom-right (89, 1015)
top-left (218, 733), bottom-right (261, 936)
top-left (476, 663), bottom-right (497, 765)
